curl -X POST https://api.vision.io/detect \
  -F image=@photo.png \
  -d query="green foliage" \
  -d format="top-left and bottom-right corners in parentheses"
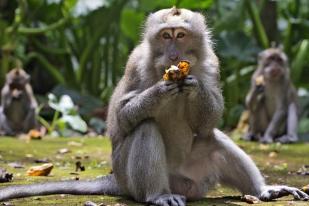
top-left (38, 93), bottom-right (87, 136)
top-left (0, 0), bottom-right (308, 128)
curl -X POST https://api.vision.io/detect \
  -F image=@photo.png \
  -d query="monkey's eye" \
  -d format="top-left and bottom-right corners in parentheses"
top-left (162, 32), bottom-right (172, 39)
top-left (176, 32), bottom-right (185, 39)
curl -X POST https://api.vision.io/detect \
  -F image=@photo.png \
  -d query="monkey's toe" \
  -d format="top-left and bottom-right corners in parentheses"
top-left (149, 194), bottom-right (186, 206)
top-left (275, 135), bottom-right (298, 144)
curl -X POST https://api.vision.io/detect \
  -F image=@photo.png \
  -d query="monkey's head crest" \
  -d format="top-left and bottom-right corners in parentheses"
top-left (143, 8), bottom-right (207, 40)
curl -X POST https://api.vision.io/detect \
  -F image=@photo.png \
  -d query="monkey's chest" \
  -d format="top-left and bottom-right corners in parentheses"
top-left (155, 96), bottom-right (194, 169)
top-left (6, 100), bottom-right (28, 129)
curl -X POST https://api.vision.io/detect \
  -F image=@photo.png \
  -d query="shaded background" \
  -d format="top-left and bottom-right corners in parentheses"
top-left (0, 0), bottom-right (308, 134)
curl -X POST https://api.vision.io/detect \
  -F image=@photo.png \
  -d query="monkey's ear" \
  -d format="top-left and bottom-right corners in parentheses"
top-left (257, 51), bottom-right (264, 63)
top-left (25, 74), bottom-right (30, 83)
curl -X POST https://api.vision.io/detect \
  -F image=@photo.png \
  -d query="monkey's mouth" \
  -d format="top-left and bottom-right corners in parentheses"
top-left (11, 89), bottom-right (22, 98)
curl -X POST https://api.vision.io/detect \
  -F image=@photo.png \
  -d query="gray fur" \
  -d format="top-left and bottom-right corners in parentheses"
top-left (245, 48), bottom-right (299, 143)
top-left (0, 68), bottom-right (38, 136)
top-left (0, 8), bottom-right (308, 205)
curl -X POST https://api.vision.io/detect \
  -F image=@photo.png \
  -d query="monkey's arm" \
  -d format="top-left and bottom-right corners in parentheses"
top-left (245, 70), bottom-right (264, 111)
top-left (183, 75), bottom-right (224, 129)
top-left (25, 84), bottom-right (38, 108)
top-left (117, 80), bottom-right (178, 134)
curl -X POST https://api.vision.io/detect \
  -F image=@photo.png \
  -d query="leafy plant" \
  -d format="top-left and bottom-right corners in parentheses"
top-left (38, 93), bottom-right (87, 136)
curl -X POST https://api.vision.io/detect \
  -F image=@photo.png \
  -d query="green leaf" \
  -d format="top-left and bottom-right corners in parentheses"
top-left (291, 39), bottom-right (309, 83)
top-left (121, 9), bottom-right (144, 43)
top-left (61, 115), bottom-right (87, 133)
top-left (178, 0), bottom-right (213, 9)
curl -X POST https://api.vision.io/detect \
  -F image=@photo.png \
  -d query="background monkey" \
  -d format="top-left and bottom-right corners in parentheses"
top-left (0, 8), bottom-right (308, 205)
top-left (245, 48), bottom-right (298, 143)
top-left (0, 68), bottom-right (38, 136)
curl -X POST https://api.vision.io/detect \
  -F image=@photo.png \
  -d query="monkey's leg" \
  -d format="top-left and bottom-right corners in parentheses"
top-left (212, 129), bottom-right (308, 201)
top-left (169, 174), bottom-right (205, 201)
top-left (260, 108), bottom-right (285, 144)
top-left (22, 107), bottom-right (37, 132)
top-left (0, 108), bottom-right (15, 136)
top-left (276, 102), bottom-right (298, 143)
top-left (245, 106), bottom-right (268, 141)
top-left (113, 120), bottom-right (186, 206)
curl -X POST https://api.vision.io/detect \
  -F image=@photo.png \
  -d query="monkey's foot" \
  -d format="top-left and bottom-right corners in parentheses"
top-left (148, 194), bottom-right (186, 206)
top-left (259, 185), bottom-right (309, 201)
top-left (275, 135), bottom-right (298, 144)
top-left (243, 133), bottom-right (259, 141)
top-left (259, 136), bottom-right (273, 144)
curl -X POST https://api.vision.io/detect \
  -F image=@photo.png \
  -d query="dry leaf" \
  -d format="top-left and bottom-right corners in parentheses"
top-left (268, 151), bottom-right (278, 158)
top-left (68, 141), bottom-right (83, 147)
top-left (27, 129), bottom-right (42, 140)
top-left (8, 162), bottom-right (24, 169)
top-left (0, 168), bottom-right (13, 183)
top-left (58, 148), bottom-right (70, 154)
top-left (302, 184), bottom-right (309, 194)
top-left (27, 163), bottom-right (53, 176)
top-left (241, 195), bottom-right (260, 204)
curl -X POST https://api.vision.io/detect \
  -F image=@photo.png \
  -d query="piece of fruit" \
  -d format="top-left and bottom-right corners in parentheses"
top-left (255, 75), bottom-right (264, 86)
top-left (163, 60), bottom-right (190, 81)
top-left (27, 163), bottom-right (53, 176)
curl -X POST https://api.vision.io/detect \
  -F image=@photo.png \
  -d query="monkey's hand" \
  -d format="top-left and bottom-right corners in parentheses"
top-left (156, 80), bottom-right (180, 98)
top-left (148, 194), bottom-right (186, 206)
top-left (259, 185), bottom-right (309, 201)
top-left (182, 75), bottom-right (199, 98)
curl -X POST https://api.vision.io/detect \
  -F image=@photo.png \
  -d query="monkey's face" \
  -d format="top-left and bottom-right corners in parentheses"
top-left (144, 8), bottom-right (206, 76)
top-left (153, 27), bottom-right (197, 68)
top-left (259, 49), bottom-right (288, 81)
top-left (6, 69), bottom-right (30, 94)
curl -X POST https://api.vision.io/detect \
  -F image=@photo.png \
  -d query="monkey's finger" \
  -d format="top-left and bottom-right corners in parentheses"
top-left (295, 189), bottom-right (309, 200)
top-left (286, 189), bottom-right (301, 200)
top-left (168, 198), bottom-right (179, 206)
top-left (166, 83), bottom-right (179, 91)
top-left (174, 196), bottom-right (186, 206)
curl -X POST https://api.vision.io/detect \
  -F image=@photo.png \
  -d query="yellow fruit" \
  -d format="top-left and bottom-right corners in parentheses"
top-left (163, 61), bottom-right (190, 81)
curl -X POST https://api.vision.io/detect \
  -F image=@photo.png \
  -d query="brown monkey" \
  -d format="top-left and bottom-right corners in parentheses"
top-left (0, 68), bottom-right (38, 135)
top-left (245, 48), bottom-right (298, 144)
top-left (0, 8), bottom-right (308, 205)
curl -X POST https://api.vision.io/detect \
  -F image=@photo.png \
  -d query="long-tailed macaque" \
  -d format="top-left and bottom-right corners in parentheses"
top-left (0, 8), bottom-right (308, 205)
top-left (0, 68), bottom-right (38, 135)
top-left (245, 48), bottom-right (298, 144)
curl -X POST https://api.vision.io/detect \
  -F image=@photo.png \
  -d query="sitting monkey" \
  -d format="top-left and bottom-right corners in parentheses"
top-left (0, 8), bottom-right (308, 206)
top-left (0, 68), bottom-right (38, 136)
top-left (245, 48), bottom-right (299, 143)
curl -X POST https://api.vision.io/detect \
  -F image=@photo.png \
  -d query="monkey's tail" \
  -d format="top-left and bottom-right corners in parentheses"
top-left (0, 174), bottom-right (122, 201)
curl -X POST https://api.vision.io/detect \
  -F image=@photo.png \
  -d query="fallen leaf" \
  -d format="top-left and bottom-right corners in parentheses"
top-left (75, 161), bottom-right (85, 172)
top-left (58, 148), bottom-right (70, 154)
top-left (34, 158), bottom-right (50, 163)
top-left (0, 168), bottom-right (13, 183)
top-left (241, 195), bottom-right (260, 204)
top-left (302, 184), bottom-right (309, 194)
top-left (268, 151), bottom-right (278, 158)
top-left (84, 201), bottom-right (97, 206)
top-left (27, 129), bottom-right (42, 140)
top-left (68, 141), bottom-right (83, 147)
top-left (27, 163), bottom-right (53, 176)
top-left (8, 162), bottom-right (24, 169)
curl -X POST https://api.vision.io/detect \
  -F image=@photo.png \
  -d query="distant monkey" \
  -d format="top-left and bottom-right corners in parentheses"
top-left (0, 8), bottom-right (308, 205)
top-left (0, 68), bottom-right (38, 135)
top-left (245, 48), bottom-right (298, 143)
